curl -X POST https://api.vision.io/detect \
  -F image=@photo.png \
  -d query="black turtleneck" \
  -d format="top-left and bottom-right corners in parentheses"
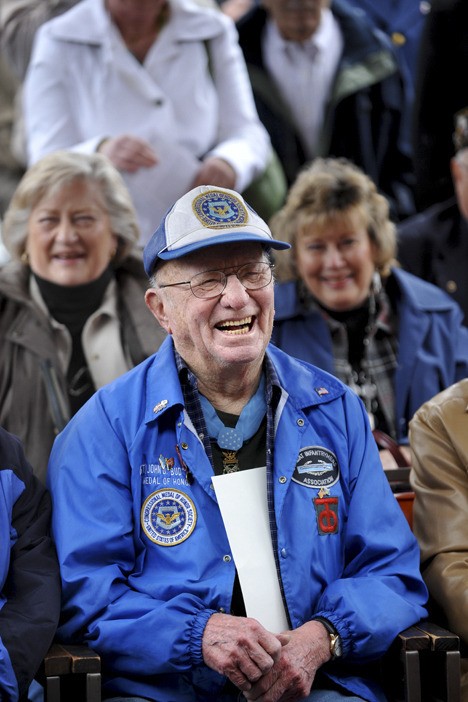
top-left (34, 266), bottom-right (114, 415)
top-left (318, 298), bottom-right (371, 374)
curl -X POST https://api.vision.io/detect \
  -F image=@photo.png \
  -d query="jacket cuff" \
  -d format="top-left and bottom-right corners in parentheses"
top-left (312, 611), bottom-right (352, 657)
top-left (189, 608), bottom-right (218, 665)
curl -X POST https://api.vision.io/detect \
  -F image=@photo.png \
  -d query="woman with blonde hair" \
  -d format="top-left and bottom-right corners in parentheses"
top-left (0, 151), bottom-right (166, 482)
top-left (271, 157), bottom-right (468, 468)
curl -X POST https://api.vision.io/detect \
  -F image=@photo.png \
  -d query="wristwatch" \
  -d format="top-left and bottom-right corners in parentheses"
top-left (314, 617), bottom-right (342, 659)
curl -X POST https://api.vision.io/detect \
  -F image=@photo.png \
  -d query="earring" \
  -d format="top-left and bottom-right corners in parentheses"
top-left (371, 270), bottom-right (382, 294)
top-left (20, 250), bottom-right (30, 265)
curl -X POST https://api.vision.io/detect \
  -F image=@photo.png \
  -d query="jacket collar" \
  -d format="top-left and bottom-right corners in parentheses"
top-left (268, 343), bottom-right (346, 409)
top-left (48, 0), bottom-right (227, 45)
top-left (144, 335), bottom-right (346, 427)
top-left (275, 269), bottom-right (461, 320)
top-left (390, 266), bottom-right (462, 313)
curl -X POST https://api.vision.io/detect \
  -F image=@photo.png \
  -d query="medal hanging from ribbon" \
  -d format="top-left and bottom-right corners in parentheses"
top-left (199, 375), bottom-right (266, 473)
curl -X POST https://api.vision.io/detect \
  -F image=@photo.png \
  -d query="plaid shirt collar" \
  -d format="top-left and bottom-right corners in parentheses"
top-left (174, 348), bottom-right (282, 466)
top-left (301, 279), bottom-right (398, 438)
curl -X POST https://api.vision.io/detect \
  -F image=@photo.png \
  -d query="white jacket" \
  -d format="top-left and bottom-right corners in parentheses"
top-left (23, 0), bottom-right (271, 243)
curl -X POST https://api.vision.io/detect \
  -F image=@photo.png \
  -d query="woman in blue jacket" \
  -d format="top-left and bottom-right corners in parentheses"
top-left (270, 157), bottom-right (468, 469)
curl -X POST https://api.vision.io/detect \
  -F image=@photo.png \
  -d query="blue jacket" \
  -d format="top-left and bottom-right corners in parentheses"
top-left (48, 337), bottom-right (427, 701)
top-left (0, 427), bottom-right (60, 701)
top-left (272, 267), bottom-right (468, 443)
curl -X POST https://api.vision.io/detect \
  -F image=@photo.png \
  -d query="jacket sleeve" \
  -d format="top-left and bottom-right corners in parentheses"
top-left (311, 394), bottom-right (428, 661)
top-left (47, 394), bottom-right (216, 677)
top-left (203, 18), bottom-right (271, 192)
top-left (409, 386), bottom-right (468, 644)
top-left (23, 24), bottom-right (106, 163)
top-left (0, 429), bottom-right (61, 701)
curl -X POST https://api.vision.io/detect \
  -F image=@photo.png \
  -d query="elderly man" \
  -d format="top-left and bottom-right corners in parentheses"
top-left (47, 185), bottom-right (427, 702)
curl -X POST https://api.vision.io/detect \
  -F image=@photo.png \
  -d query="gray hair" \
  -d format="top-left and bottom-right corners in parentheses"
top-left (270, 157), bottom-right (397, 282)
top-left (3, 151), bottom-right (140, 263)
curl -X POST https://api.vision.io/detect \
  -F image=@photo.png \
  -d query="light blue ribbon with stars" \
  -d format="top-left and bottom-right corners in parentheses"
top-left (199, 375), bottom-right (266, 451)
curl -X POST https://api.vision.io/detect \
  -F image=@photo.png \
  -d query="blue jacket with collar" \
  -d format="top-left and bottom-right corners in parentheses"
top-left (272, 267), bottom-right (468, 443)
top-left (47, 337), bottom-right (427, 701)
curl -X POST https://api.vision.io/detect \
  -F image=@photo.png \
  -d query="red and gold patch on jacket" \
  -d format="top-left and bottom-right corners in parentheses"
top-left (313, 496), bottom-right (339, 535)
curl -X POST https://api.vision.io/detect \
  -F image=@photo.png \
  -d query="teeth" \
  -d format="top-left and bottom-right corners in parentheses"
top-left (217, 316), bottom-right (253, 334)
top-left (220, 317), bottom-right (252, 327)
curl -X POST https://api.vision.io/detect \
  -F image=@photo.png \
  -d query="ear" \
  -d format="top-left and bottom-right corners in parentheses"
top-left (145, 288), bottom-right (173, 334)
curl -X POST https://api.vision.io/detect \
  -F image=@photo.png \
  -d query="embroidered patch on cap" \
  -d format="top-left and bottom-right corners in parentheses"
top-left (192, 189), bottom-right (248, 228)
top-left (141, 489), bottom-right (196, 546)
top-left (291, 446), bottom-right (339, 489)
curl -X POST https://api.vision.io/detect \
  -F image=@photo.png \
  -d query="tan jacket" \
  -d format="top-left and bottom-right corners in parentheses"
top-left (410, 378), bottom-right (468, 699)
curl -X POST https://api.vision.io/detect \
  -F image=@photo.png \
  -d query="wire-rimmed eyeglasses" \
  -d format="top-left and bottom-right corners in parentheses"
top-left (158, 261), bottom-right (274, 300)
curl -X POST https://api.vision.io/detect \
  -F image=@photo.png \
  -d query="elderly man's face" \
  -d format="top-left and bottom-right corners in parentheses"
top-left (263, 0), bottom-right (329, 43)
top-left (146, 243), bottom-right (274, 378)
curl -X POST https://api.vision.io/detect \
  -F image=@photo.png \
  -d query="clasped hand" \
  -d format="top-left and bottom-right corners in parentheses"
top-left (202, 614), bottom-right (331, 702)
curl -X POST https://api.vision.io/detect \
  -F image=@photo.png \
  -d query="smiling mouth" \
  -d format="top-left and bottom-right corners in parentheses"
top-left (54, 252), bottom-right (85, 260)
top-left (216, 316), bottom-right (254, 335)
top-left (322, 275), bottom-right (352, 286)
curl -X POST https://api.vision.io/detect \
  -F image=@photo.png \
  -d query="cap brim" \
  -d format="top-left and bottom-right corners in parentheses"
top-left (157, 232), bottom-right (291, 260)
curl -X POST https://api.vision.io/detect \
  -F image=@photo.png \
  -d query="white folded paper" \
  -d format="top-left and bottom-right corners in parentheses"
top-left (212, 466), bottom-right (289, 633)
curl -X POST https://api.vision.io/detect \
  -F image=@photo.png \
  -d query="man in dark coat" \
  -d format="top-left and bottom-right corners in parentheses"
top-left (398, 108), bottom-right (468, 324)
top-left (236, 0), bottom-right (415, 219)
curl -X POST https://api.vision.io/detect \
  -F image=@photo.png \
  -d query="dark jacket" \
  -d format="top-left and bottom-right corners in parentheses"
top-left (271, 267), bottom-right (468, 443)
top-left (236, 0), bottom-right (415, 218)
top-left (0, 426), bottom-right (60, 701)
top-left (412, 0), bottom-right (468, 210)
top-left (0, 254), bottom-right (166, 483)
top-left (397, 198), bottom-right (468, 323)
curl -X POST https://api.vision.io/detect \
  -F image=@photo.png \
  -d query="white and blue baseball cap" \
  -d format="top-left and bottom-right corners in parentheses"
top-left (143, 185), bottom-right (290, 275)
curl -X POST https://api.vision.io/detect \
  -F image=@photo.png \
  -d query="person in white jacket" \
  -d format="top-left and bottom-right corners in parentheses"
top-left (22, 0), bottom-right (272, 245)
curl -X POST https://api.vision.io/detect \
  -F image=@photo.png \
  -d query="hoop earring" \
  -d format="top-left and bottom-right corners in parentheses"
top-left (20, 250), bottom-right (30, 265)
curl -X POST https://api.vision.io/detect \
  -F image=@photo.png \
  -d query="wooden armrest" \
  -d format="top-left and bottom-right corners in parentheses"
top-left (41, 643), bottom-right (101, 677)
top-left (382, 621), bottom-right (461, 702)
top-left (384, 466), bottom-right (412, 493)
top-left (384, 467), bottom-right (411, 484)
top-left (394, 624), bottom-right (431, 651)
top-left (413, 621), bottom-right (460, 651)
top-left (37, 643), bottom-right (101, 702)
